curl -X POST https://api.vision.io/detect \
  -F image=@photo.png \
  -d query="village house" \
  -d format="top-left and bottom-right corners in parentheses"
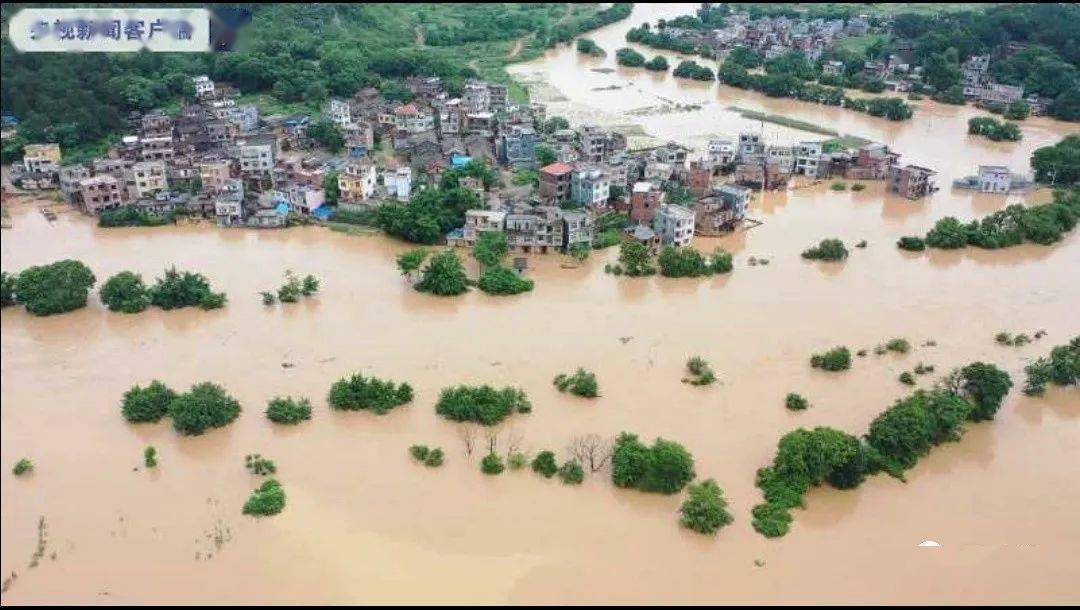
top-left (22, 143), bottom-right (62, 175)
top-left (794, 141), bottom-right (826, 179)
top-left (337, 159), bottom-right (378, 205)
top-left (79, 175), bottom-right (123, 214)
top-left (694, 184), bottom-right (751, 235)
top-left (235, 135), bottom-right (276, 177)
top-left (503, 205), bottom-right (565, 254)
top-left (539, 162), bottom-right (574, 205)
top-left (498, 126), bottom-right (539, 168)
top-left (192, 75), bottom-right (215, 99)
top-left (124, 160), bottom-right (168, 200)
top-left (214, 179), bottom-right (245, 226)
top-left (976, 165), bottom-right (1011, 193)
top-left (846, 142), bottom-right (899, 180)
top-left (447, 209), bottom-right (507, 248)
top-left (570, 165), bottom-right (612, 209)
top-left (707, 138), bottom-right (737, 169)
top-left (887, 164), bottom-right (937, 199)
top-left (383, 166), bottom-right (413, 202)
top-left (199, 160), bottom-right (233, 193)
top-left (654, 203), bottom-right (696, 247)
top-left (58, 165), bottom-right (91, 205)
top-left (630, 181), bottom-right (665, 224)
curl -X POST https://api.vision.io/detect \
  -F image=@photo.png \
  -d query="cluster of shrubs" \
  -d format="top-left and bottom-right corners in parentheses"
top-left (672, 60), bottom-right (714, 81)
top-left (683, 356), bottom-right (716, 386)
top-left (896, 236), bottom-right (926, 251)
top-left (435, 385), bottom-right (531, 425)
top-left (679, 479), bottom-right (734, 535)
top-left (265, 396), bottom-right (312, 424)
top-left (658, 246), bottom-right (733, 277)
top-left (615, 47), bottom-right (645, 67)
top-left (243, 479), bottom-right (286, 517)
top-left (575, 38), bottom-right (605, 57)
top-left (262, 271), bottom-right (319, 305)
top-left (908, 189), bottom-right (1080, 250)
top-left (121, 380), bottom-right (241, 435)
top-left (2, 260), bottom-right (96, 316)
top-left (612, 433), bottom-right (695, 495)
top-left (995, 330), bottom-right (1046, 347)
top-left (785, 393), bottom-right (810, 411)
top-left (553, 368), bottom-right (599, 398)
top-left (967, 117), bottom-right (1022, 142)
top-left (12, 458), bottom-right (34, 476)
top-left (99, 266), bottom-right (227, 313)
top-left (644, 55), bottom-right (669, 72)
top-left (810, 347), bottom-right (851, 372)
top-left (327, 373), bottom-right (414, 415)
top-left (801, 239), bottom-right (849, 261)
top-left (98, 206), bottom-right (174, 228)
top-left (485, 449), bottom-right (583, 485)
top-left (143, 446), bottom-right (158, 468)
top-left (477, 266), bottom-right (534, 295)
top-left (245, 453), bottom-right (277, 476)
top-left (415, 249), bottom-right (470, 296)
top-left (1023, 336), bottom-right (1079, 396)
top-left (409, 445), bottom-right (445, 467)
top-left (752, 362), bottom-right (1012, 537)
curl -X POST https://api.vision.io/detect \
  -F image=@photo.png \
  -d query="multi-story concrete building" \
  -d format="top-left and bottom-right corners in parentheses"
top-left (22, 143), bottom-right (61, 175)
top-left (199, 160), bottom-right (232, 193)
top-left (384, 166), bottom-right (413, 202)
top-left (214, 179), bottom-right (245, 226)
top-left (328, 99), bottom-right (352, 128)
top-left (794, 141), bottom-right (825, 178)
top-left (887, 164), bottom-right (937, 199)
top-left (977, 165), bottom-right (1011, 193)
top-left (694, 184), bottom-right (751, 235)
top-left (562, 209), bottom-right (594, 251)
top-left (570, 166), bottom-right (612, 208)
top-left (79, 175), bottom-right (123, 213)
top-left (337, 160), bottom-right (378, 203)
top-left (630, 181), bottom-right (665, 224)
top-left (499, 126), bottom-right (539, 168)
top-left (578, 124), bottom-right (607, 163)
top-left (539, 162), bottom-right (574, 205)
top-left (236, 136), bottom-right (276, 176)
top-left (654, 203), bottom-right (696, 247)
top-left (125, 161), bottom-right (168, 200)
top-left (707, 138), bottom-right (737, 168)
top-left (58, 165), bottom-right (91, 204)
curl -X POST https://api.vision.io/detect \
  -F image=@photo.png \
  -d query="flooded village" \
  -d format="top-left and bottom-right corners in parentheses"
top-left (1, 2), bottom-right (1079, 605)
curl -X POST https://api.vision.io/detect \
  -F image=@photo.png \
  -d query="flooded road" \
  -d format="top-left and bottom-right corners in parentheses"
top-left (2, 4), bottom-right (1079, 605)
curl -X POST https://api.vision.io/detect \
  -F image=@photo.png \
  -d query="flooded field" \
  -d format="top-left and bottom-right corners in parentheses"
top-left (2, 3), bottom-right (1079, 605)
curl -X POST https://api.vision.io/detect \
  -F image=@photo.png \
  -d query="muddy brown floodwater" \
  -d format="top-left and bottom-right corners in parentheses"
top-left (3, 4), bottom-right (1080, 605)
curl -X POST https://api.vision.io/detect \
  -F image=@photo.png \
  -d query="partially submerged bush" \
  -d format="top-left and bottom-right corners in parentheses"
top-left (553, 368), bottom-right (599, 398)
top-left (328, 373), bottom-right (413, 414)
top-left (13, 259), bottom-right (96, 316)
top-left (810, 347), bottom-right (851, 371)
top-left (897, 236), bottom-right (926, 251)
top-left (1023, 337), bottom-right (1079, 396)
top-left (121, 380), bottom-right (178, 423)
top-left (679, 479), bottom-right (734, 534)
top-left (558, 460), bottom-right (585, 485)
top-left (143, 446), bottom-right (158, 468)
top-left (885, 338), bottom-right (911, 354)
top-left (265, 396), bottom-right (312, 424)
top-left (245, 454), bottom-right (277, 476)
top-left (899, 371), bottom-right (915, 385)
top-left (611, 433), bottom-right (695, 495)
top-left (12, 458), bottom-right (34, 476)
top-left (148, 266), bottom-right (224, 311)
top-left (100, 271), bottom-right (150, 313)
top-left (531, 450), bottom-right (558, 478)
top-left (435, 385), bottom-right (531, 425)
top-left (785, 393), bottom-right (809, 410)
top-left (169, 382), bottom-right (242, 435)
top-left (684, 356), bottom-right (717, 385)
top-left (801, 238), bottom-right (848, 261)
top-left (242, 479), bottom-right (286, 517)
top-left (480, 452), bottom-right (505, 475)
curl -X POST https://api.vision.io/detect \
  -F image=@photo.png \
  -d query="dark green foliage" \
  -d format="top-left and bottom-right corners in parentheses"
top-left (13, 259), bottom-right (96, 316)
top-left (1024, 337), bottom-right (1080, 395)
top-left (899, 371), bottom-right (916, 385)
top-left (625, 25), bottom-right (699, 55)
top-left (968, 117), bottom-right (1022, 142)
top-left (480, 452), bottom-right (505, 475)
top-left (611, 433), bottom-right (695, 495)
top-left (435, 385), bottom-right (531, 425)
top-left (169, 382), bottom-right (242, 436)
top-left (377, 185), bottom-right (483, 244)
top-left (416, 249), bottom-right (470, 296)
top-left (785, 393), bottom-right (809, 411)
top-left (100, 271), bottom-right (150, 313)
top-left (98, 206), bottom-right (174, 227)
top-left (535, 144), bottom-right (557, 166)
top-left (644, 56), bottom-right (669, 72)
top-left (684, 356), bottom-right (716, 386)
top-left (143, 446), bottom-right (157, 469)
top-left (658, 246), bottom-right (708, 278)
top-left (1031, 137), bottom-right (1080, 185)
top-left (473, 231), bottom-right (509, 268)
top-left (679, 479), bottom-right (734, 535)
top-left (261, 291), bottom-right (276, 306)
top-left (710, 249), bottom-right (734, 273)
top-left (410, 445), bottom-right (430, 461)
top-left (531, 451), bottom-right (558, 478)
top-left (477, 266), bottom-right (534, 295)
top-left (922, 190), bottom-right (1080, 249)
top-left (897, 236), bottom-right (926, 251)
top-left (148, 266), bottom-right (224, 311)
top-left (265, 396), bottom-right (313, 424)
top-left (121, 380), bottom-right (177, 423)
top-left (301, 274), bottom-right (319, 296)
top-left (1004, 100), bottom-right (1031, 120)
top-left (307, 119), bottom-right (344, 152)
top-left (751, 501), bottom-right (792, 538)
top-left (327, 373), bottom-right (413, 414)
top-left (867, 390), bottom-right (974, 477)
top-left (245, 453), bottom-right (277, 476)
top-left (12, 458), bottom-right (34, 476)
top-left (553, 368), bottom-right (599, 398)
top-left (885, 338), bottom-right (911, 354)
top-left (424, 448), bottom-right (444, 467)
top-left (243, 479), bottom-right (286, 517)
top-left (576, 38), bottom-right (605, 57)
top-left (958, 362), bottom-right (1013, 421)
top-left (615, 47), bottom-right (646, 67)
top-left (672, 60), bottom-right (714, 81)
top-left (810, 347), bottom-right (852, 372)
top-left (801, 238), bottom-right (848, 261)
top-left (396, 249), bottom-right (429, 277)
top-left (558, 460), bottom-right (585, 485)
top-left (1, 271), bottom-right (16, 307)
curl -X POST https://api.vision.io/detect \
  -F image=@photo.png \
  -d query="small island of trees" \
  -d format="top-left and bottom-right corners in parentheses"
top-left (327, 373), bottom-right (414, 414)
top-left (612, 433), bottom-right (695, 495)
top-left (435, 385), bottom-right (531, 425)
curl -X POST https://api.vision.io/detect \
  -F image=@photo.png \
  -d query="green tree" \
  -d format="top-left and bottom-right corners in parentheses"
top-left (553, 368), bottom-right (599, 398)
top-left (679, 479), bottom-right (734, 534)
top-left (306, 119), bottom-right (344, 153)
top-left (1, 271), bottom-right (16, 307)
top-left (243, 479), bottom-right (286, 517)
top-left (473, 231), bottom-right (509, 267)
top-left (535, 144), bottom-right (557, 166)
top-left (618, 241), bottom-right (655, 276)
top-left (416, 249), bottom-right (469, 296)
top-left (435, 385), bottom-right (531, 425)
top-left (558, 460), bottom-right (585, 485)
top-left (958, 362), bottom-right (1013, 421)
top-left (121, 380), bottom-right (177, 423)
top-left (531, 450), bottom-right (559, 478)
top-left (396, 248), bottom-right (428, 279)
top-left (801, 238), bottom-right (848, 261)
top-left (100, 271), bottom-right (150, 313)
top-left (611, 433), bottom-right (695, 495)
top-left (477, 266), bottom-right (534, 295)
top-left (265, 396), bottom-right (313, 424)
top-left (481, 452), bottom-right (505, 475)
top-left (13, 259), bottom-right (96, 316)
top-left (327, 373), bottom-right (413, 414)
top-left (168, 382), bottom-right (242, 436)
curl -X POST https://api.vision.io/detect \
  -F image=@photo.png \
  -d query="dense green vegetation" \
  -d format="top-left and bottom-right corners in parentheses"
top-left (968, 117), bottom-right (1022, 142)
top-left (169, 382), bottom-right (243, 436)
top-left (611, 433), bottom-right (695, 495)
top-left (919, 188), bottom-right (1080, 249)
top-left (396, 248), bottom-right (429, 279)
top-left (435, 385), bottom-right (531, 425)
top-left (409, 445), bottom-right (445, 467)
top-left (473, 231), bottom-right (534, 295)
top-left (672, 60), bottom-right (715, 81)
top-left (148, 266), bottom-right (226, 310)
top-left (679, 479), bottom-right (734, 535)
top-left (644, 56), bottom-right (670, 72)
top-left (377, 183), bottom-right (484, 245)
top-left (553, 368), bottom-right (600, 398)
top-left (616, 47), bottom-right (646, 68)
top-left (12, 458), bottom-right (34, 477)
top-left (11, 260), bottom-right (95, 316)
top-left (121, 380), bottom-right (178, 424)
top-left (683, 356), bottom-right (717, 386)
top-left (274, 270), bottom-right (320, 304)
top-left (531, 451), bottom-right (559, 478)
top-left (243, 479), bottom-right (286, 517)
top-left (1, 272), bottom-right (15, 308)
top-left (576, 38), bottom-right (606, 58)
top-left (801, 238), bottom-right (849, 261)
top-left (265, 396), bottom-right (313, 425)
top-left (657, 246), bottom-right (733, 277)
top-left (1023, 337), bottom-right (1080, 396)
top-left (617, 241), bottom-right (657, 277)
top-left (100, 271), bottom-right (150, 314)
top-left (896, 236), bottom-right (927, 251)
top-left (753, 362), bottom-right (1012, 537)
top-left (327, 373), bottom-right (414, 414)
top-left (0, 4), bottom-right (632, 156)
top-left (480, 452), bottom-right (505, 475)
top-left (143, 446), bottom-right (158, 469)
top-left (810, 347), bottom-right (852, 372)
top-left (472, 231), bottom-right (509, 268)
top-left (98, 206), bottom-right (175, 228)
top-left (245, 453), bottom-right (277, 476)
top-left (558, 460), bottom-right (585, 485)
top-left (416, 249), bottom-right (470, 296)
top-left (785, 393), bottom-right (810, 411)
top-left (1031, 136), bottom-right (1080, 185)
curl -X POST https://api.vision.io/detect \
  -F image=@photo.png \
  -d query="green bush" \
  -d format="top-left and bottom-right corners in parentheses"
top-left (897, 236), bottom-right (926, 251)
top-left (100, 271), bottom-right (150, 313)
top-left (801, 239), bottom-right (848, 261)
top-left (12, 458), bottom-right (34, 476)
top-left (1, 271), bottom-right (16, 307)
top-left (615, 47), bottom-right (645, 67)
top-left (553, 368), bottom-right (599, 398)
top-left (477, 265), bottom-right (534, 295)
top-left (480, 452), bottom-right (505, 475)
top-left (148, 266), bottom-right (221, 310)
top-left (751, 502), bottom-right (792, 538)
top-left (679, 479), bottom-right (734, 534)
top-left (644, 55), bottom-right (669, 71)
top-left (810, 347), bottom-right (851, 371)
top-left (611, 433), bottom-right (695, 495)
top-left (785, 392), bottom-right (809, 410)
top-left (265, 396), bottom-right (313, 424)
top-left (242, 479), bottom-right (286, 517)
top-left (899, 371), bottom-right (915, 385)
top-left (558, 460), bottom-right (585, 485)
top-left (424, 448), bottom-right (445, 467)
top-left (435, 385), bottom-right (530, 425)
top-left (531, 450), bottom-right (558, 478)
top-left (885, 338), bottom-right (911, 354)
top-left (121, 380), bottom-right (177, 423)
top-left (327, 373), bottom-right (414, 414)
top-left (507, 452), bottom-right (528, 470)
top-left (1023, 336), bottom-right (1080, 395)
top-left (168, 382), bottom-right (242, 435)
top-left (245, 453), bottom-right (277, 476)
top-left (416, 249), bottom-right (470, 296)
top-left (958, 362), bottom-right (1013, 421)
top-left (13, 259), bottom-right (96, 316)
top-left (409, 445), bottom-right (431, 461)
top-left (143, 446), bottom-right (158, 468)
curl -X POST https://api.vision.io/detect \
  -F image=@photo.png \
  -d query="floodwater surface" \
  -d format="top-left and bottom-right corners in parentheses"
top-left (2, 3), bottom-right (1079, 605)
